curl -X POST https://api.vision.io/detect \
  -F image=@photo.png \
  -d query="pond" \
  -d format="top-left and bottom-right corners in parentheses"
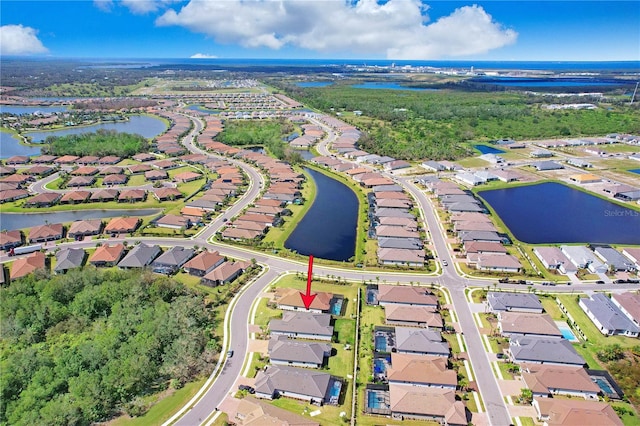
top-left (284, 168), bottom-right (357, 261)
top-left (351, 82), bottom-right (439, 91)
top-left (628, 169), bottom-right (640, 175)
top-left (0, 131), bottom-right (42, 159)
top-left (25, 115), bottom-right (167, 143)
top-left (0, 209), bottom-right (161, 231)
top-left (186, 105), bottom-right (219, 114)
top-left (0, 105), bottom-right (69, 115)
top-left (474, 144), bottom-right (505, 155)
top-left (478, 182), bottom-right (640, 244)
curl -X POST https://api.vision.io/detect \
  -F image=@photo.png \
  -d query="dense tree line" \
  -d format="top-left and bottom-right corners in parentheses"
top-left (275, 83), bottom-right (640, 160)
top-left (0, 268), bottom-right (217, 425)
top-left (44, 129), bottom-right (149, 158)
top-left (219, 119), bottom-right (302, 163)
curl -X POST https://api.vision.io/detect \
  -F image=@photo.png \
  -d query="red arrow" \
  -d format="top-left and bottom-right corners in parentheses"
top-left (300, 255), bottom-right (317, 310)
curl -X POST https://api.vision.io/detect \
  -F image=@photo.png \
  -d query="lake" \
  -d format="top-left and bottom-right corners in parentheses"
top-left (478, 182), bottom-right (640, 244)
top-left (628, 169), bottom-right (640, 175)
top-left (0, 209), bottom-right (161, 231)
top-left (0, 131), bottom-right (42, 159)
top-left (351, 82), bottom-right (439, 91)
top-left (187, 105), bottom-right (219, 114)
top-left (0, 105), bottom-right (69, 115)
top-left (285, 168), bottom-right (358, 261)
top-left (474, 144), bottom-right (505, 155)
top-left (25, 115), bottom-right (167, 143)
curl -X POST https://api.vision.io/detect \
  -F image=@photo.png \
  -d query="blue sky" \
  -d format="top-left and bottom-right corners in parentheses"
top-left (1, 1), bottom-right (638, 60)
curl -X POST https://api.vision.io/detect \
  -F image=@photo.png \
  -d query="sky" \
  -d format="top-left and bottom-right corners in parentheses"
top-left (0, 1), bottom-right (639, 61)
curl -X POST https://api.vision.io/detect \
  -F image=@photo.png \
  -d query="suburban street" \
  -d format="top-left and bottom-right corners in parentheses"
top-left (3, 111), bottom-right (638, 426)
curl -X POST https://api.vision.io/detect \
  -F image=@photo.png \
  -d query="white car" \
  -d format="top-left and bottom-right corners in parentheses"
top-left (442, 260), bottom-right (448, 266)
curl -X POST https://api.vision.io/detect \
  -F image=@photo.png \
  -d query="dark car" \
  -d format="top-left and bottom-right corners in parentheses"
top-left (227, 350), bottom-right (234, 358)
top-left (596, 280), bottom-right (605, 285)
top-left (239, 385), bottom-right (255, 394)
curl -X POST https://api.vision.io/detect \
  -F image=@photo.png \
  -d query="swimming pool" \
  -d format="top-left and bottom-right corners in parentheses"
top-left (594, 377), bottom-right (614, 394)
top-left (373, 358), bottom-right (387, 375)
top-left (330, 298), bottom-right (343, 315)
top-left (367, 390), bottom-right (385, 409)
top-left (556, 321), bottom-right (579, 342)
top-left (375, 335), bottom-right (387, 351)
top-left (329, 381), bottom-right (342, 404)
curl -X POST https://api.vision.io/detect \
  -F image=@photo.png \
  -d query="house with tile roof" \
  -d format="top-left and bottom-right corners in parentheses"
top-left (274, 288), bottom-right (335, 314)
top-left (533, 398), bottom-right (622, 426)
top-left (104, 217), bottom-right (140, 235)
top-left (28, 223), bottom-right (64, 243)
top-left (520, 363), bottom-right (600, 399)
top-left (183, 250), bottom-right (225, 277)
top-left (387, 353), bottom-right (456, 388)
top-left (10, 251), bottom-right (46, 280)
top-left (389, 384), bottom-right (468, 425)
top-left (498, 312), bottom-right (563, 339)
top-left (89, 243), bottom-right (126, 267)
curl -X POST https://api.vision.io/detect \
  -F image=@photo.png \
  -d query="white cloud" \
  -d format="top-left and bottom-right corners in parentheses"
top-left (156, 0), bottom-right (517, 59)
top-left (0, 24), bottom-right (48, 56)
top-left (190, 53), bottom-right (218, 59)
top-left (93, 0), bottom-right (113, 12)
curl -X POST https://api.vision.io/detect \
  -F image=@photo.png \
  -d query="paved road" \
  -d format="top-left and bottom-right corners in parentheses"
top-left (6, 112), bottom-right (637, 426)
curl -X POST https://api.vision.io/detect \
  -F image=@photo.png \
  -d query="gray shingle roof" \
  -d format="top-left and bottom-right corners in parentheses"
top-left (487, 292), bottom-right (543, 312)
top-left (510, 337), bottom-right (585, 365)
top-left (54, 248), bottom-right (85, 272)
top-left (152, 246), bottom-right (195, 267)
top-left (395, 327), bottom-right (449, 356)
top-left (580, 294), bottom-right (640, 334)
top-left (254, 365), bottom-right (332, 400)
top-left (268, 336), bottom-right (331, 365)
top-left (118, 244), bottom-right (161, 268)
top-left (269, 312), bottom-right (334, 338)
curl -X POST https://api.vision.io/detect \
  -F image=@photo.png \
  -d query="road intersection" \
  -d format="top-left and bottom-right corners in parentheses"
top-left (4, 112), bottom-right (637, 426)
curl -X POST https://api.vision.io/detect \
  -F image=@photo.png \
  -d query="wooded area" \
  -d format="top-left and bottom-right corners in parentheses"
top-left (44, 129), bottom-right (149, 157)
top-left (279, 84), bottom-right (640, 160)
top-left (1, 268), bottom-right (217, 425)
top-left (219, 119), bottom-right (302, 163)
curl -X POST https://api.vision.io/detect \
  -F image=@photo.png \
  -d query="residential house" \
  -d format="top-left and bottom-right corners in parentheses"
top-left (54, 248), bottom-right (86, 274)
top-left (201, 260), bottom-right (251, 286)
top-left (28, 223), bottom-right (64, 243)
top-left (611, 292), bottom-right (640, 327)
top-left (389, 384), bottom-right (467, 425)
top-left (487, 292), bottom-right (543, 313)
top-left (151, 246), bottom-right (195, 275)
top-left (533, 247), bottom-right (577, 274)
top-left (254, 365), bottom-right (335, 405)
top-left (520, 364), bottom-right (600, 399)
top-left (385, 305), bottom-right (443, 329)
top-left (273, 287), bottom-right (335, 314)
top-left (377, 248), bottom-right (425, 267)
top-left (268, 312), bottom-right (334, 341)
top-left (509, 337), bottom-right (585, 366)
top-left (531, 161), bottom-right (563, 171)
top-left (118, 189), bottom-right (146, 203)
top-left (622, 248), bottom-right (640, 269)
top-left (104, 217), bottom-right (140, 235)
top-left (593, 246), bottom-right (636, 272)
top-left (387, 353), bottom-right (457, 388)
top-left (89, 243), bottom-right (126, 267)
top-left (268, 336), bottom-right (332, 369)
top-left (155, 214), bottom-right (192, 230)
top-left (376, 285), bottom-right (438, 308)
top-left (532, 398), bottom-right (623, 426)
top-left (153, 187), bottom-right (183, 201)
top-left (579, 293), bottom-right (640, 337)
top-left (233, 396), bottom-right (319, 426)
top-left (221, 227), bottom-right (264, 241)
top-left (24, 193), bottom-right (61, 208)
top-left (498, 312), bottom-right (563, 338)
top-left (10, 251), bottom-right (46, 280)
top-left (0, 230), bottom-right (23, 251)
top-left (117, 244), bottom-right (162, 269)
top-left (67, 219), bottom-right (103, 239)
top-left (394, 327), bottom-right (449, 357)
top-left (59, 191), bottom-right (91, 204)
top-left (90, 188), bottom-right (118, 202)
top-left (182, 250), bottom-right (225, 277)
top-left (476, 254), bottom-right (522, 273)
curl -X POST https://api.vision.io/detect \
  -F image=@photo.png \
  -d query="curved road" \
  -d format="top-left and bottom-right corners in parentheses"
top-left (5, 111), bottom-right (636, 426)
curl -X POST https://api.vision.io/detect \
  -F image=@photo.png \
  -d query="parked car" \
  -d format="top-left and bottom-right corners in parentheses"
top-left (442, 260), bottom-right (448, 266)
top-left (238, 385), bottom-right (255, 394)
top-left (227, 350), bottom-right (234, 358)
top-left (596, 280), bottom-right (605, 285)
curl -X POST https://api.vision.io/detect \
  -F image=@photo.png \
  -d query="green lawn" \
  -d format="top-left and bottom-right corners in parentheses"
top-left (109, 378), bottom-right (206, 426)
top-left (252, 297), bottom-right (281, 329)
top-left (271, 390), bottom-right (351, 426)
top-left (333, 319), bottom-right (356, 346)
top-left (327, 343), bottom-right (354, 379)
top-left (443, 333), bottom-right (461, 354)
